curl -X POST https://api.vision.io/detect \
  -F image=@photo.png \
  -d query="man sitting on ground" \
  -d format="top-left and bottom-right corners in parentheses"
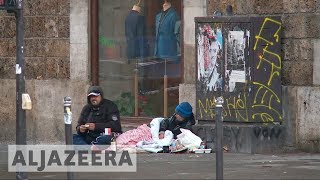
top-left (73, 86), bottom-right (122, 145)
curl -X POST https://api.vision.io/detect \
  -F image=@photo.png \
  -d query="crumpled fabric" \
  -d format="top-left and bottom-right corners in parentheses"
top-left (136, 141), bottom-right (163, 153)
top-left (116, 124), bottom-right (153, 146)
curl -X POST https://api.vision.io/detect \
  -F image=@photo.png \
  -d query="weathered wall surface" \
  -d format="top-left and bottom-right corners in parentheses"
top-left (295, 87), bottom-right (320, 152)
top-left (0, 79), bottom-right (88, 144)
top-left (180, 0), bottom-right (206, 111)
top-left (192, 124), bottom-right (286, 154)
top-left (0, 0), bottom-right (89, 144)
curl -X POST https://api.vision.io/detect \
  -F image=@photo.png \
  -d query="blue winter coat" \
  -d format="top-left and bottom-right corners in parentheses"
top-left (154, 7), bottom-right (179, 59)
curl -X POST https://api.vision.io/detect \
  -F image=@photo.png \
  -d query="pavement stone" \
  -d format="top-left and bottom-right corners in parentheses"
top-left (0, 145), bottom-right (320, 179)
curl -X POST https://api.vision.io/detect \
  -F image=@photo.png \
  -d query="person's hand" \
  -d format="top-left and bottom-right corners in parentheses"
top-left (86, 123), bottom-right (95, 131)
top-left (79, 124), bottom-right (87, 133)
top-left (159, 131), bottom-right (165, 139)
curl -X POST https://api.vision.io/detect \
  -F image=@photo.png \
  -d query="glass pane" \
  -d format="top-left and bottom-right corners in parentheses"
top-left (98, 0), bottom-right (182, 117)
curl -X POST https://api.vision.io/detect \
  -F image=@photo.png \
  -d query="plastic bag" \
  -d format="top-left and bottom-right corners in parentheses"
top-left (176, 128), bottom-right (202, 148)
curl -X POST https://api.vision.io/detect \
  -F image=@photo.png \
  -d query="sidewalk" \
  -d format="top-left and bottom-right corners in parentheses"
top-left (1, 146), bottom-right (320, 179)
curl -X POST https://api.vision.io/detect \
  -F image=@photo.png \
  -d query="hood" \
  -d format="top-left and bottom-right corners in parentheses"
top-left (87, 86), bottom-right (104, 104)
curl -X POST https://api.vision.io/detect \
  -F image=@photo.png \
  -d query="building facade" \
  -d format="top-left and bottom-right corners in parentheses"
top-left (0, 0), bottom-right (319, 152)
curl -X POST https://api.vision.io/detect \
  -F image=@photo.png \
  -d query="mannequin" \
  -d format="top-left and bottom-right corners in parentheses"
top-left (132, 4), bottom-right (141, 13)
top-left (125, 1), bottom-right (147, 60)
top-left (154, 0), bottom-right (179, 59)
top-left (162, 0), bottom-right (171, 11)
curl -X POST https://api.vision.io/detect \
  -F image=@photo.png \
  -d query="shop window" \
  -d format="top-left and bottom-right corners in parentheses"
top-left (98, 0), bottom-right (183, 118)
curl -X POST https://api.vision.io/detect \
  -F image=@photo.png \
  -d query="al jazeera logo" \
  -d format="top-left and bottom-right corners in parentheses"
top-left (8, 145), bottom-right (137, 172)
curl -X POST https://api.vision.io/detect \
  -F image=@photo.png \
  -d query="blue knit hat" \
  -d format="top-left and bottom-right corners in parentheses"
top-left (175, 102), bottom-right (193, 118)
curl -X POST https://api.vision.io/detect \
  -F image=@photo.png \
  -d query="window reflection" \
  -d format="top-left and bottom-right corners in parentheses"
top-left (98, 0), bottom-right (182, 117)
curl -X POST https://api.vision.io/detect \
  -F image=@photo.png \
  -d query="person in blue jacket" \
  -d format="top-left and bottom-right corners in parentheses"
top-left (154, 0), bottom-right (179, 59)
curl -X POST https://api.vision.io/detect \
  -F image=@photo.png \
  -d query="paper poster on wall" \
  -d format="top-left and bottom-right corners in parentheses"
top-left (225, 31), bottom-right (246, 92)
top-left (195, 16), bottom-right (282, 123)
top-left (197, 24), bottom-right (223, 92)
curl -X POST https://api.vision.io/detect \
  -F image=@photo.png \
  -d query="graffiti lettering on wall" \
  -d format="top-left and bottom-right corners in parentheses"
top-left (198, 93), bottom-right (249, 122)
top-left (252, 81), bottom-right (282, 122)
top-left (195, 17), bottom-right (282, 123)
top-left (193, 125), bottom-right (283, 152)
top-left (253, 126), bottom-right (282, 139)
top-left (252, 17), bottom-right (282, 123)
top-left (254, 18), bottom-right (282, 86)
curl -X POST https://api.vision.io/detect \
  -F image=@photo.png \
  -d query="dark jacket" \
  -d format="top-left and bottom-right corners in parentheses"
top-left (76, 86), bottom-right (122, 144)
top-left (125, 10), bottom-right (148, 59)
top-left (159, 113), bottom-right (196, 139)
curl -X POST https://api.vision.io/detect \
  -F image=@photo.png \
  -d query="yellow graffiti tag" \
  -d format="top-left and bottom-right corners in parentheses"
top-left (251, 104), bottom-right (282, 120)
top-left (252, 113), bottom-right (274, 124)
top-left (257, 47), bottom-right (282, 86)
top-left (253, 81), bottom-right (280, 104)
top-left (254, 18), bottom-right (281, 51)
top-left (257, 47), bottom-right (282, 69)
top-left (198, 97), bottom-right (216, 119)
top-left (197, 17), bottom-right (283, 123)
top-left (254, 18), bottom-right (282, 86)
top-left (252, 81), bottom-right (282, 121)
top-left (225, 95), bottom-right (249, 122)
top-left (198, 94), bottom-right (248, 121)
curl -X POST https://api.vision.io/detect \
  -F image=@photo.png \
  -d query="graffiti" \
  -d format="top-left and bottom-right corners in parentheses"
top-left (251, 81), bottom-right (282, 123)
top-left (194, 125), bottom-right (283, 151)
top-left (197, 93), bottom-right (249, 121)
top-left (252, 17), bottom-right (282, 123)
top-left (0, 0), bottom-right (17, 6)
top-left (253, 81), bottom-right (280, 104)
top-left (196, 17), bottom-right (282, 123)
top-left (223, 126), bottom-right (244, 152)
top-left (253, 18), bottom-right (281, 50)
top-left (253, 126), bottom-right (282, 139)
top-left (195, 127), bottom-right (215, 143)
top-left (197, 97), bottom-right (215, 119)
top-left (254, 18), bottom-right (282, 86)
top-left (225, 94), bottom-right (249, 121)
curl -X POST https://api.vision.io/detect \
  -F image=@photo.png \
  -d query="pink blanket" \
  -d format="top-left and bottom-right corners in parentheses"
top-left (116, 124), bottom-right (152, 145)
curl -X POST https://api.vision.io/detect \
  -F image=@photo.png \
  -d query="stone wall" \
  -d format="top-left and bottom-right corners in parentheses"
top-left (0, 79), bottom-right (88, 144)
top-left (0, 0), bottom-right (71, 80)
top-left (0, 0), bottom-right (89, 144)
